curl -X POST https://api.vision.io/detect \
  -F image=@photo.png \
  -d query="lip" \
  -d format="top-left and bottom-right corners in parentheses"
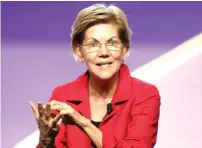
top-left (96, 62), bottom-right (113, 66)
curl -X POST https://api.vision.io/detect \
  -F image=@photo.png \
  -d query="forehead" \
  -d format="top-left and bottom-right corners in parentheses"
top-left (84, 23), bottom-right (119, 41)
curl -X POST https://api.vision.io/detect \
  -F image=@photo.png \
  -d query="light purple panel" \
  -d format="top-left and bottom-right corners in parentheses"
top-left (156, 53), bottom-right (202, 148)
top-left (2, 2), bottom-right (202, 148)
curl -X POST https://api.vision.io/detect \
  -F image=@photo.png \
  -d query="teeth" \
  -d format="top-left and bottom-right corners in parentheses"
top-left (100, 64), bottom-right (110, 68)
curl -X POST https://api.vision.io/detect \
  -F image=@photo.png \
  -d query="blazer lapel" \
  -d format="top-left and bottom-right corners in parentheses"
top-left (65, 72), bottom-right (91, 148)
top-left (100, 64), bottom-right (132, 125)
top-left (66, 71), bottom-right (91, 119)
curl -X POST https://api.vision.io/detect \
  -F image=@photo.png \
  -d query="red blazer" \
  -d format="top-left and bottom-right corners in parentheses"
top-left (38, 64), bottom-right (161, 148)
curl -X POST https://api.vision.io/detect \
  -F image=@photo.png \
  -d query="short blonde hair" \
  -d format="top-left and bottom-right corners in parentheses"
top-left (71, 3), bottom-right (132, 59)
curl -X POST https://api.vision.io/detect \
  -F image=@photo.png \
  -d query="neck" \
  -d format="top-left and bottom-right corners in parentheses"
top-left (88, 72), bottom-right (119, 100)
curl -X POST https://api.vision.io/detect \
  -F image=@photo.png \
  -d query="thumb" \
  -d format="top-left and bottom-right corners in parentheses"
top-left (29, 101), bottom-right (39, 119)
top-left (51, 114), bottom-right (62, 128)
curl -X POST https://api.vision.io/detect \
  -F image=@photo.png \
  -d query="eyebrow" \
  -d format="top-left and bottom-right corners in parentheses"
top-left (84, 36), bottom-right (119, 42)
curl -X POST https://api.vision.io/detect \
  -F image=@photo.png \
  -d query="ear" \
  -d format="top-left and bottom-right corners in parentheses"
top-left (74, 45), bottom-right (84, 63)
top-left (121, 47), bottom-right (129, 61)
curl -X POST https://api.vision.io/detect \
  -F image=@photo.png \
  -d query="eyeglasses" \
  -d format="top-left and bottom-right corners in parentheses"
top-left (82, 37), bottom-right (122, 53)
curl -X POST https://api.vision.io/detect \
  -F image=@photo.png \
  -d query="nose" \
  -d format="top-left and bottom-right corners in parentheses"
top-left (98, 43), bottom-right (109, 57)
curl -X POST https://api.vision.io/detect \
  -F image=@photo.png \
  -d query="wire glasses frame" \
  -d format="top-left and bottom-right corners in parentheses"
top-left (81, 37), bottom-right (123, 53)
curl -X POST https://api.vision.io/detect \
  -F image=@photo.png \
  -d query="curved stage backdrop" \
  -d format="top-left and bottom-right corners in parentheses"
top-left (1, 2), bottom-right (202, 148)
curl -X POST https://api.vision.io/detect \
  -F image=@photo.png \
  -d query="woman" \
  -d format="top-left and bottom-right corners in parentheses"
top-left (29, 3), bottom-right (161, 148)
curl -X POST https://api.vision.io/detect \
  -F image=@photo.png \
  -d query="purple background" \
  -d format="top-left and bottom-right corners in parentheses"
top-left (1, 1), bottom-right (202, 148)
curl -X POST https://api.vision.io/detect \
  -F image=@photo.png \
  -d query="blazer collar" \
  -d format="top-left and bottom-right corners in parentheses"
top-left (111, 64), bottom-right (132, 104)
top-left (66, 63), bottom-right (132, 105)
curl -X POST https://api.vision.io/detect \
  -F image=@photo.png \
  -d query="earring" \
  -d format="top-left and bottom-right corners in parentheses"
top-left (80, 58), bottom-right (84, 62)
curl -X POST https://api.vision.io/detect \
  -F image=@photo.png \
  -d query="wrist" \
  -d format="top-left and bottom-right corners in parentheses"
top-left (71, 111), bottom-right (90, 128)
top-left (39, 137), bottom-right (54, 148)
top-left (81, 117), bottom-right (91, 128)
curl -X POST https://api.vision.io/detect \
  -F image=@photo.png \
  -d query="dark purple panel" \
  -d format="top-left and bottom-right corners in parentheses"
top-left (2, 1), bottom-right (202, 44)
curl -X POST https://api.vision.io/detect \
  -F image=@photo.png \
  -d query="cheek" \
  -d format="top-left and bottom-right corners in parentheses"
top-left (83, 51), bottom-right (123, 65)
top-left (83, 53), bottom-right (97, 64)
top-left (111, 52), bottom-right (123, 61)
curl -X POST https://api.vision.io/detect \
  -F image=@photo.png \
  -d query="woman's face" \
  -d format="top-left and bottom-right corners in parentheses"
top-left (76, 23), bottom-right (127, 80)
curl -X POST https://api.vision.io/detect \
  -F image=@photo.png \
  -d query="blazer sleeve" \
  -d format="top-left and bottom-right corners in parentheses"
top-left (36, 87), bottom-right (67, 148)
top-left (102, 85), bottom-right (161, 148)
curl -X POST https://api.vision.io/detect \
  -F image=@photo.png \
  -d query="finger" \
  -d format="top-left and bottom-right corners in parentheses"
top-left (59, 105), bottom-right (75, 116)
top-left (29, 101), bottom-right (39, 119)
top-left (49, 100), bottom-right (58, 106)
top-left (50, 103), bottom-right (63, 111)
top-left (57, 118), bottom-right (62, 126)
top-left (51, 114), bottom-right (62, 127)
top-left (60, 110), bottom-right (68, 115)
top-left (50, 101), bottom-right (66, 110)
top-left (50, 100), bottom-right (64, 107)
top-left (38, 102), bottom-right (44, 118)
top-left (45, 104), bottom-right (51, 120)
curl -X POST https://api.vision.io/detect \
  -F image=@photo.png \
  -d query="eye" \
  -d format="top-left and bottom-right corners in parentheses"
top-left (88, 42), bottom-right (99, 47)
top-left (108, 40), bottom-right (120, 46)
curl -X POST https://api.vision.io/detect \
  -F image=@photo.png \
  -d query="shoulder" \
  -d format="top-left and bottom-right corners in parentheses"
top-left (52, 80), bottom-right (77, 94)
top-left (131, 77), bottom-right (159, 93)
top-left (130, 77), bottom-right (160, 102)
top-left (50, 73), bottom-right (86, 101)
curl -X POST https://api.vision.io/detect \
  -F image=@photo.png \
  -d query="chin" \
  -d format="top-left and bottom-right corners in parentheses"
top-left (96, 72), bottom-right (115, 80)
top-left (93, 68), bottom-right (119, 81)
